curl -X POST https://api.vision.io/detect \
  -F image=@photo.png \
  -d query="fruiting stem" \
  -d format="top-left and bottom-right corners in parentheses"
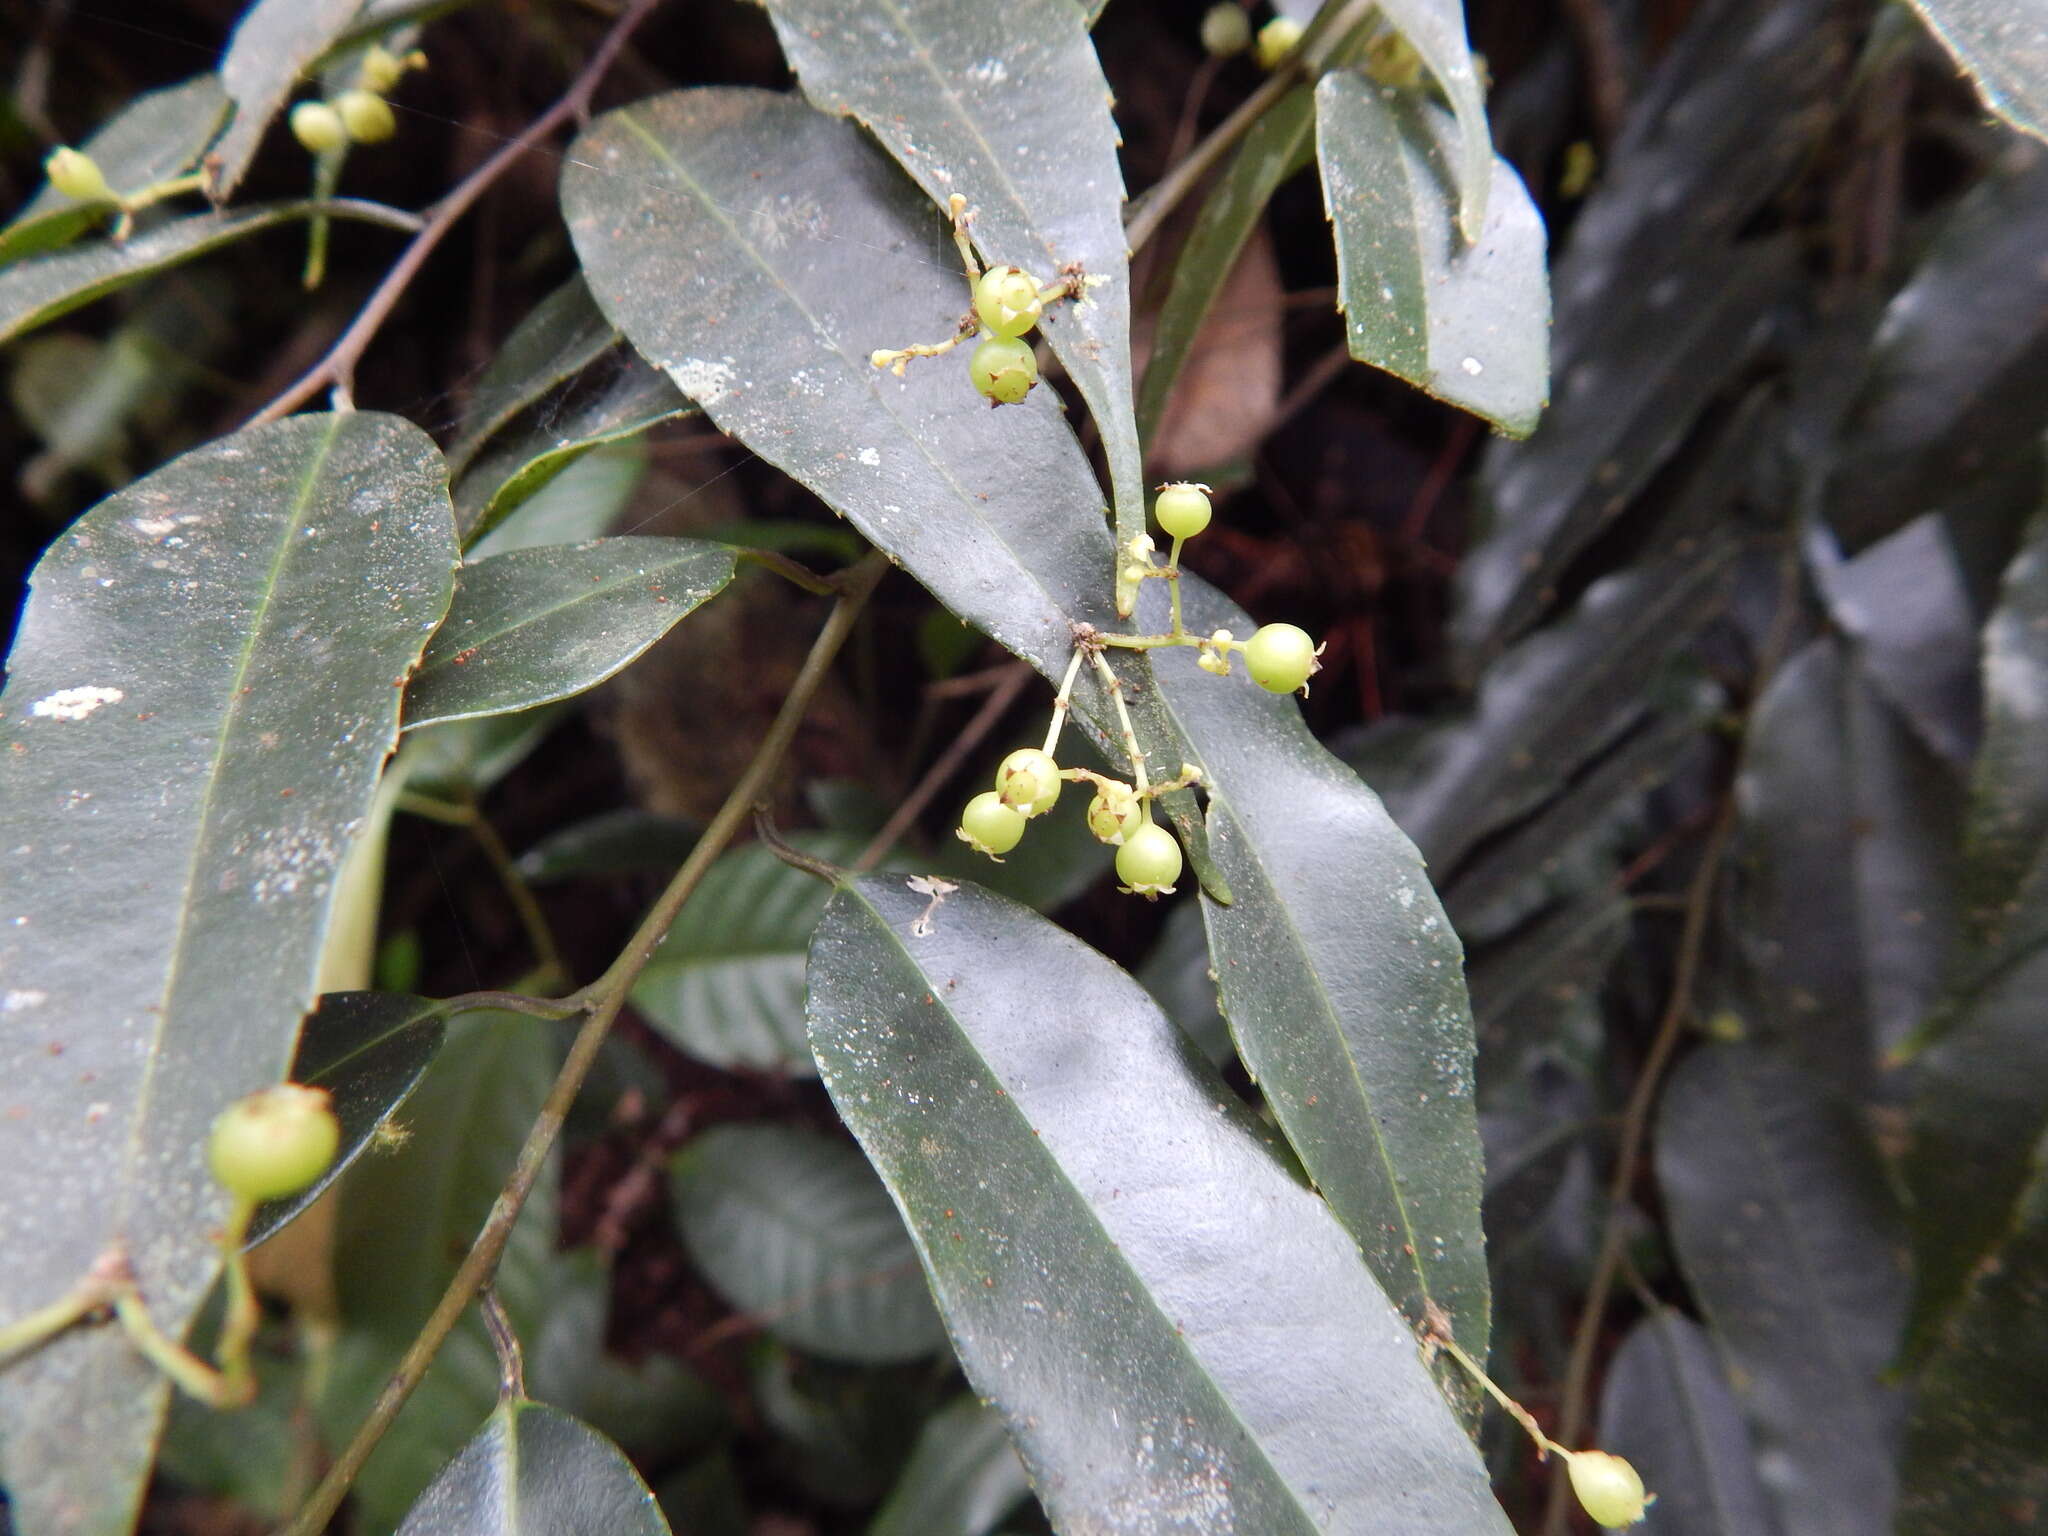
top-left (1166, 535), bottom-right (1187, 639)
top-left (946, 193), bottom-right (982, 280)
top-left (0, 1279), bottom-right (109, 1361)
top-left (1435, 1335), bottom-right (1563, 1458)
top-left (213, 1197), bottom-right (261, 1403)
top-left (113, 1290), bottom-right (240, 1408)
top-left (870, 316), bottom-right (977, 377)
top-left (1088, 650), bottom-right (1149, 800)
top-left (1042, 647), bottom-right (1088, 756)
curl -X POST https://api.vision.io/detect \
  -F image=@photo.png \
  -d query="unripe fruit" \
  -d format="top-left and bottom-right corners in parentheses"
top-left (969, 336), bottom-right (1037, 404)
top-left (1563, 1450), bottom-right (1653, 1528)
top-left (958, 791), bottom-right (1026, 858)
top-left (1244, 622), bottom-right (1320, 694)
top-left (45, 147), bottom-right (112, 203)
top-left (1153, 483), bottom-right (1212, 540)
top-left (208, 1084), bottom-right (341, 1205)
top-left (1086, 781), bottom-right (1143, 846)
top-left (1255, 16), bottom-right (1305, 70)
top-left (1115, 821), bottom-right (1182, 897)
top-left (358, 44), bottom-right (407, 94)
top-left (994, 747), bottom-right (1061, 818)
top-left (334, 89), bottom-right (397, 144)
top-left (290, 101), bottom-right (348, 155)
top-left (974, 265), bottom-right (1043, 340)
top-left (1200, 4), bottom-right (1252, 57)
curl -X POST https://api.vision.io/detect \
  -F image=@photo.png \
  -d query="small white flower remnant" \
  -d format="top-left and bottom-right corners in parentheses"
top-left (30, 685), bottom-right (123, 722)
top-left (907, 874), bottom-right (959, 938)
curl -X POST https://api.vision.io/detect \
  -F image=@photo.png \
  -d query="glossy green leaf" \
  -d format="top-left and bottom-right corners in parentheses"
top-left (1900, 0), bottom-right (2048, 142)
top-left (1595, 1310), bottom-right (1780, 1536)
top-left (446, 277), bottom-right (622, 479)
top-left (1138, 86), bottom-right (1314, 447)
top-left (212, 0), bottom-right (364, 196)
top-left (0, 198), bottom-right (420, 346)
top-left (669, 1122), bottom-right (946, 1364)
top-left (0, 412), bottom-right (456, 1536)
top-left (808, 874), bottom-right (1513, 1534)
top-left (1, 75), bottom-right (229, 266)
top-left (395, 1399), bottom-right (672, 1536)
top-left (762, 0), bottom-right (1146, 552)
top-left (1656, 1044), bottom-right (1908, 1536)
top-left (869, 1395), bottom-right (1031, 1536)
top-left (402, 538), bottom-right (737, 729)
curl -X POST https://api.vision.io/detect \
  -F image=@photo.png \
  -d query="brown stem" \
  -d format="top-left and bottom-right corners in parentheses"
top-left (855, 662), bottom-right (1034, 871)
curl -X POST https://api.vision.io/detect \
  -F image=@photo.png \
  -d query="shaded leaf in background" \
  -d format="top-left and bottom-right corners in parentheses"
top-left (1317, 74), bottom-right (1548, 437)
top-left (762, 0), bottom-right (1145, 553)
top-left (868, 1394), bottom-right (1032, 1536)
top-left (808, 875), bottom-right (1513, 1534)
top-left (465, 440), bottom-right (655, 560)
top-left (669, 1122), bottom-right (946, 1365)
top-left (445, 276), bottom-right (622, 479)
top-left (1656, 1044), bottom-right (1908, 1536)
top-left (394, 1399), bottom-right (671, 1536)
top-left (0, 412), bottom-right (454, 1536)
top-left (518, 808), bottom-right (699, 884)
top-left (1900, 0), bottom-right (2048, 144)
top-left (401, 538), bottom-right (737, 730)
top-left (211, 0), bottom-right (364, 196)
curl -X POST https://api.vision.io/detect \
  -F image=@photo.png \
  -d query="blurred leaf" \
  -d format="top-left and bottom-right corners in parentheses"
top-left (1656, 1044), bottom-right (1908, 1536)
top-left (402, 538), bottom-right (737, 730)
top-left (750, 1349), bottom-right (929, 1505)
top-left (466, 439), bottom-right (654, 560)
top-left (0, 75), bottom-right (229, 266)
top-left (1316, 74), bottom-right (1549, 437)
top-left (0, 413), bottom-right (455, 1536)
top-left (656, 1451), bottom-right (749, 1536)
top-left (1596, 1310), bottom-right (1782, 1536)
top-left (1138, 86), bottom-right (1313, 446)
top-left (156, 1346), bottom-right (299, 1518)
top-left (394, 1399), bottom-right (671, 1536)
top-left (868, 1395), bottom-right (1031, 1536)
top-left (395, 703), bottom-right (569, 800)
top-left (762, 0), bottom-right (1146, 552)
top-left (518, 808), bottom-right (699, 883)
top-left (0, 198), bottom-right (418, 346)
top-left (212, 0), bottom-right (364, 196)
top-left (1464, 894), bottom-right (1626, 1085)
top-left (446, 277), bottom-right (622, 479)
top-left (807, 875), bottom-right (1513, 1533)
top-left (11, 331), bottom-right (156, 496)
top-left (1899, 0), bottom-right (2048, 143)
top-left (669, 1122), bottom-right (946, 1364)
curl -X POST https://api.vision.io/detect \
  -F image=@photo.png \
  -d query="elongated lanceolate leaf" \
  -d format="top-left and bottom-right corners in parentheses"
top-left (1900, 0), bottom-right (2048, 143)
top-left (808, 876), bottom-right (1512, 1534)
top-left (446, 277), bottom-right (622, 478)
top-left (213, 0), bottom-right (364, 195)
top-left (762, 0), bottom-right (1145, 553)
top-left (0, 413), bottom-right (457, 1536)
top-left (1656, 1045), bottom-right (1908, 1536)
top-left (402, 538), bottom-right (737, 728)
top-left (869, 1395), bottom-right (1031, 1536)
top-left (1316, 74), bottom-right (1548, 438)
top-left (396, 1400), bottom-right (672, 1536)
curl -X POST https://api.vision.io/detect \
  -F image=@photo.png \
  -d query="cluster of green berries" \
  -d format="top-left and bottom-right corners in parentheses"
top-left (289, 44), bottom-right (425, 155)
top-left (958, 745), bottom-right (1187, 898)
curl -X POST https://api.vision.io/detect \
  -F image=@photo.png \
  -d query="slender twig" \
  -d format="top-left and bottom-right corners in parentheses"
top-left (248, 0), bottom-right (661, 426)
top-left (855, 661), bottom-right (1034, 871)
top-left (479, 1288), bottom-right (526, 1401)
top-left (738, 546), bottom-right (839, 596)
top-left (755, 807), bottom-right (850, 884)
top-left (279, 551), bottom-right (888, 1536)
top-left (431, 988), bottom-right (586, 1021)
top-left (396, 792), bottom-right (567, 990)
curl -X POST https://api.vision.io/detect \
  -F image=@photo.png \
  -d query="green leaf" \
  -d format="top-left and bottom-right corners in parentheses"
top-left (1138, 86), bottom-right (1314, 447)
top-left (445, 277), bottom-right (622, 479)
top-left (1899, 0), bottom-right (2048, 143)
top-left (0, 412), bottom-right (456, 1536)
top-left (761, 0), bottom-right (1146, 552)
top-left (402, 538), bottom-right (737, 730)
top-left (466, 440), bottom-right (655, 560)
top-left (1656, 1044), bottom-right (1908, 1536)
top-left (1595, 1311), bottom-right (1780, 1536)
top-left (1361, 1), bottom-right (1497, 240)
top-left (868, 1395), bottom-right (1031, 1536)
top-left (1, 75), bottom-right (229, 266)
top-left (807, 874), bottom-right (1513, 1534)
top-left (1315, 74), bottom-right (1548, 438)
top-left (396, 704), bottom-right (570, 800)
top-left (518, 809), bottom-right (699, 883)
top-left (213, 0), bottom-right (365, 196)
top-left (395, 1399), bottom-right (672, 1536)
top-left (0, 198), bottom-right (419, 347)
top-left (669, 1122), bottom-right (946, 1364)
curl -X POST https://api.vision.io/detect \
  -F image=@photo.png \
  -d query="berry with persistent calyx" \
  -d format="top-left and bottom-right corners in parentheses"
top-left (1154, 483), bottom-right (1212, 540)
top-left (969, 336), bottom-right (1037, 404)
top-left (1086, 781), bottom-right (1144, 846)
top-left (995, 748), bottom-right (1062, 818)
top-left (208, 1084), bottom-right (341, 1205)
top-left (334, 89), bottom-right (397, 143)
top-left (45, 147), bottom-right (112, 203)
top-left (1200, 3), bottom-right (1252, 56)
top-left (974, 265), bottom-right (1044, 340)
top-left (1116, 821), bottom-right (1182, 897)
top-left (1244, 622), bottom-right (1321, 694)
top-left (1255, 15), bottom-right (1304, 70)
top-left (958, 791), bottom-right (1026, 859)
top-left (290, 101), bottom-right (348, 154)
top-left (1563, 1450), bottom-right (1654, 1528)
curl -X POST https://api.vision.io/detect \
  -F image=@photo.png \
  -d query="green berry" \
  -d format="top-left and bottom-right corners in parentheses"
top-left (290, 101), bottom-right (348, 155)
top-left (334, 88), bottom-right (397, 144)
top-left (45, 147), bottom-right (112, 203)
top-left (1244, 622), bottom-right (1320, 694)
top-left (1086, 781), bottom-right (1143, 846)
top-left (1115, 821), bottom-right (1182, 897)
top-left (995, 747), bottom-right (1061, 818)
top-left (1563, 1450), bottom-right (1654, 1528)
top-left (358, 44), bottom-right (407, 94)
top-left (958, 791), bottom-right (1026, 858)
top-left (208, 1084), bottom-right (341, 1205)
top-left (1153, 483), bottom-right (1212, 540)
top-left (969, 336), bottom-right (1037, 404)
top-left (1200, 4), bottom-right (1252, 56)
top-left (974, 265), bottom-right (1044, 340)
top-left (1255, 15), bottom-right (1304, 70)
